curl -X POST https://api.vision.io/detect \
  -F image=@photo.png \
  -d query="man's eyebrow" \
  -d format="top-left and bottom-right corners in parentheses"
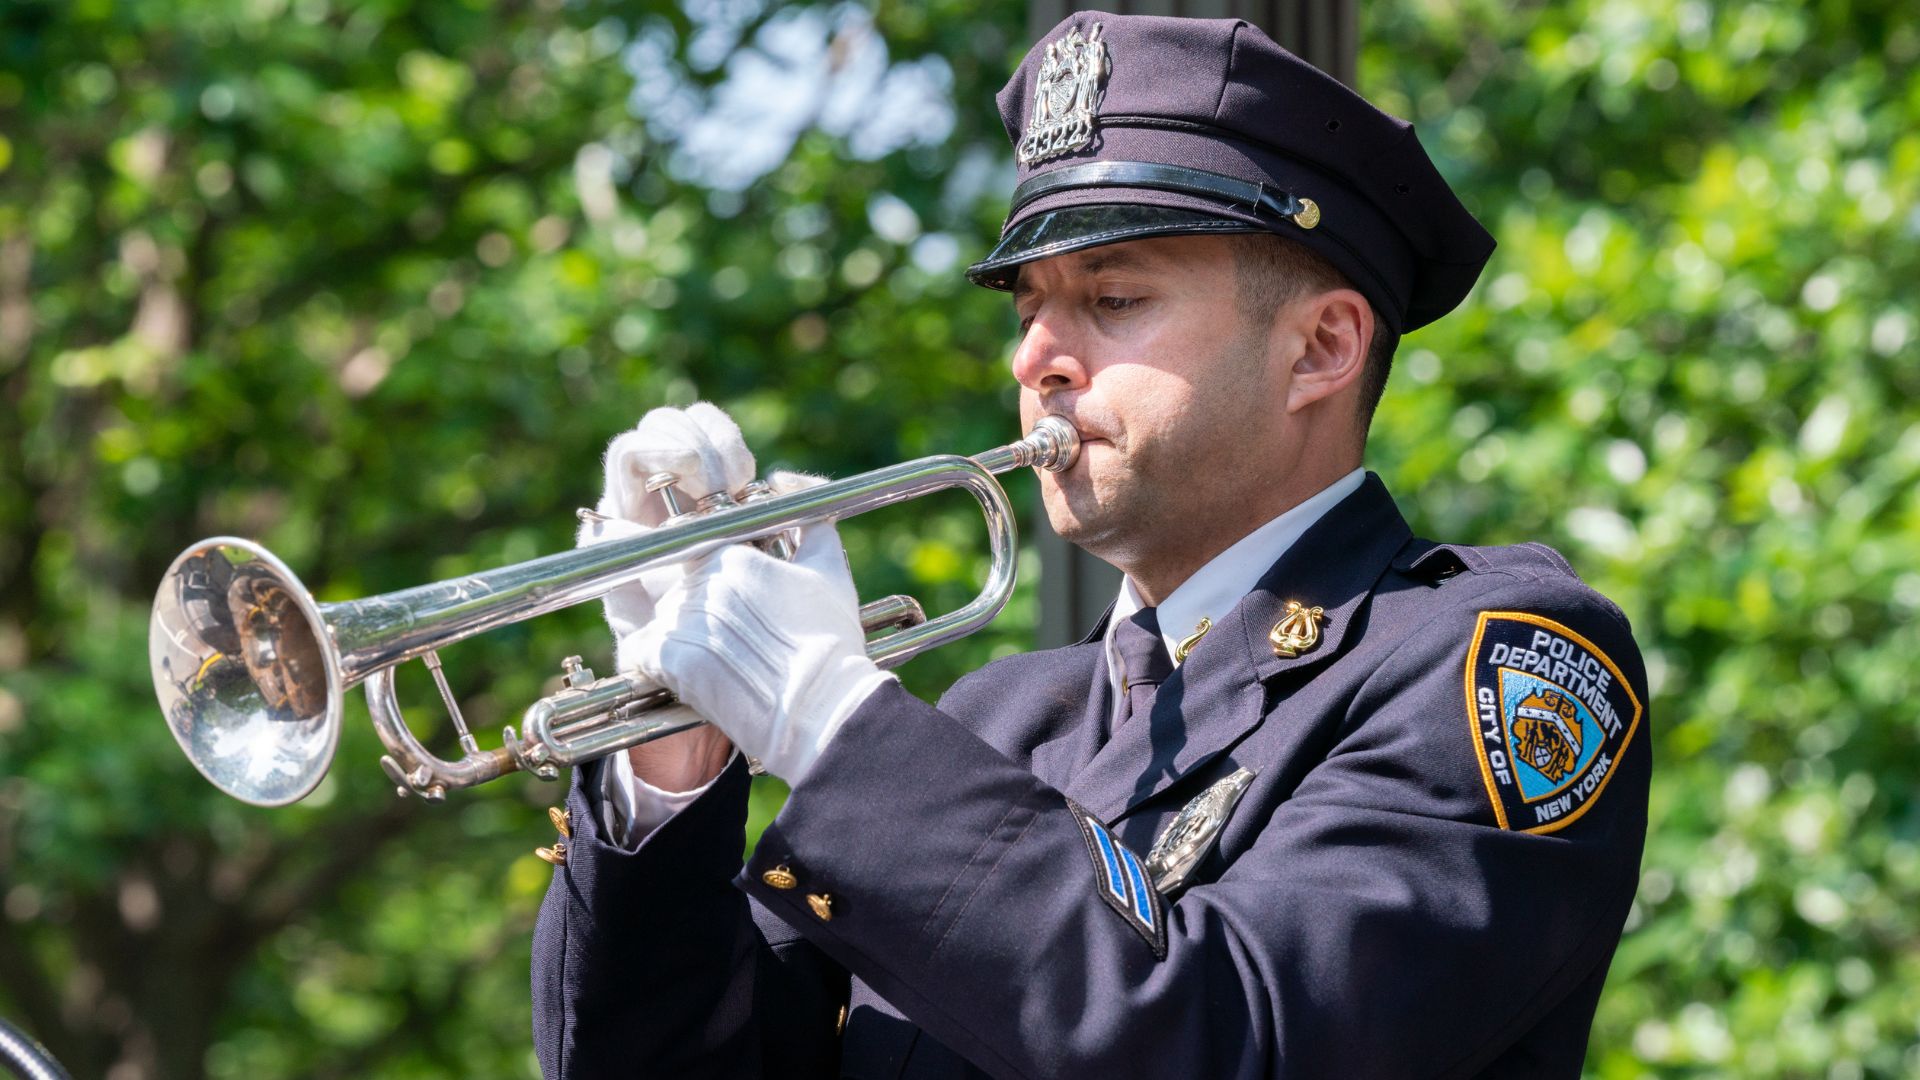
top-left (1077, 249), bottom-right (1152, 276)
top-left (1012, 249), bottom-right (1157, 299)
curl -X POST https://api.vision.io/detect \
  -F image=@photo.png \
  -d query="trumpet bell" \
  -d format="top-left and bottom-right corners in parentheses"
top-left (149, 538), bottom-right (344, 806)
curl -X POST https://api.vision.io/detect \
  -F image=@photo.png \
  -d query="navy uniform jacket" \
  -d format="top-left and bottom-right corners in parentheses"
top-left (532, 475), bottom-right (1651, 1078)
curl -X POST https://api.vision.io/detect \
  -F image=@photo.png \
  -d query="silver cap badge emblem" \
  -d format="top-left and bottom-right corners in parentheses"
top-left (1017, 23), bottom-right (1110, 166)
top-left (1146, 767), bottom-right (1256, 894)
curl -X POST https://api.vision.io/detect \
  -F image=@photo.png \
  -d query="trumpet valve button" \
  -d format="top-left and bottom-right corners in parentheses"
top-left (644, 472), bottom-right (685, 516)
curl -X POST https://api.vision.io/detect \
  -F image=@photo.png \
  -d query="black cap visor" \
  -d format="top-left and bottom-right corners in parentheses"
top-left (965, 204), bottom-right (1259, 291)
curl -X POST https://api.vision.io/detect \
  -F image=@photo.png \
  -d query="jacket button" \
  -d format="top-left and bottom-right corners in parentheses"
top-left (806, 893), bottom-right (834, 921)
top-left (535, 842), bottom-right (567, 866)
top-left (762, 864), bottom-right (798, 890)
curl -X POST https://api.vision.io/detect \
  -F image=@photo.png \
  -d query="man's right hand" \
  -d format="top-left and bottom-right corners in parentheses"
top-left (579, 402), bottom-right (754, 793)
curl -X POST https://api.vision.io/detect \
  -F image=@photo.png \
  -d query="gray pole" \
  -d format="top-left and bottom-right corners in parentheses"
top-left (1029, 0), bottom-right (1360, 647)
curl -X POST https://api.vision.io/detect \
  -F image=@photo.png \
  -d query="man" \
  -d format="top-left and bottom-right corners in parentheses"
top-left (533, 13), bottom-right (1649, 1078)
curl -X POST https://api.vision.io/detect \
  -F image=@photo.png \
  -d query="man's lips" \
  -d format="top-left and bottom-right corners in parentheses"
top-left (1053, 421), bottom-right (1111, 445)
top-left (1055, 433), bottom-right (1107, 475)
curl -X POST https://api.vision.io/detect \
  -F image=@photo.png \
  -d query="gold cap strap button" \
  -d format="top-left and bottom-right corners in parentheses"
top-left (535, 842), bottom-right (567, 866)
top-left (806, 893), bottom-right (834, 921)
top-left (762, 864), bottom-right (799, 890)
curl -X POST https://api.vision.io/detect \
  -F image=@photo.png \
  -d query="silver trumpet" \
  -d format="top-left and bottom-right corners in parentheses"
top-left (148, 417), bottom-right (1080, 806)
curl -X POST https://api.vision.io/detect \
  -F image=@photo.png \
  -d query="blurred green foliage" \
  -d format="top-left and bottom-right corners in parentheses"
top-left (1359, 2), bottom-right (1920, 1075)
top-left (0, 0), bottom-right (1914, 1076)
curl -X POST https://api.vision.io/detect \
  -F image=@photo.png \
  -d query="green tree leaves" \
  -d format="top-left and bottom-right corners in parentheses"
top-left (1, 0), bottom-right (1913, 1075)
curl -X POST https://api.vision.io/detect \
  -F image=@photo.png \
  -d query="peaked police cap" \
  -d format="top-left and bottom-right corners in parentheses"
top-left (966, 13), bottom-right (1497, 334)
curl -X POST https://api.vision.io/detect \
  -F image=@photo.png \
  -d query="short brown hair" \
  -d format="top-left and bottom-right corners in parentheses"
top-left (1227, 233), bottom-right (1399, 431)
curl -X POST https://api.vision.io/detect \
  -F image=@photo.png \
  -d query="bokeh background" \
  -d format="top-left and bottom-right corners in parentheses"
top-left (2, 0), bottom-right (1916, 1076)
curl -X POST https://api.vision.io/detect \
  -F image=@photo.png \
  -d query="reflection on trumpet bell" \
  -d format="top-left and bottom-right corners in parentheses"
top-left (148, 416), bottom-right (1081, 807)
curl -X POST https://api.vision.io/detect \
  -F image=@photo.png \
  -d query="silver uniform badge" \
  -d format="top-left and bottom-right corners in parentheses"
top-left (1146, 767), bottom-right (1257, 894)
top-left (1017, 23), bottom-right (1110, 165)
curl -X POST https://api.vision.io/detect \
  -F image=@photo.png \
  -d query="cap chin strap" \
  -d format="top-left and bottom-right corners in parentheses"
top-left (1010, 161), bottom-right (1311, 224)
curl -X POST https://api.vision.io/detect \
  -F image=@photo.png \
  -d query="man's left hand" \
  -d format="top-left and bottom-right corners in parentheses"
top-left (625, 514), bottom-right (895, 786)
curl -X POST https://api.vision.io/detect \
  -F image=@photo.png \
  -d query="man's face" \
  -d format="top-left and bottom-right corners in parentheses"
top-left (1011, 234), bottom-right (1300, 571)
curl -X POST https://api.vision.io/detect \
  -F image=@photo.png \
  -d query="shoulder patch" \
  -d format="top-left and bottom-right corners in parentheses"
top-left (1464, 611), bottom-right (1642, 834)
top-left (1067, 800), bottom-right (1166, 958)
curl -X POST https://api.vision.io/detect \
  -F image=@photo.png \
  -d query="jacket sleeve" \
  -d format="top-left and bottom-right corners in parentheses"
top-left (532, 755), bottom-right (849, 1079)
top-left (736, 579), bottom-right (1650, 1079)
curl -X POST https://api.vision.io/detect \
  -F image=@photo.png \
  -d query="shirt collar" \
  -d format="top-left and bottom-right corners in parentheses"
top-left (1107, 468), bottom-right (1366, 663)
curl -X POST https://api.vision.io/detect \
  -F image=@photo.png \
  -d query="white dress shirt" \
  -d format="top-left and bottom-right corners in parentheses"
top-left (605, 467), bottom-right (1367, 844)
top-left (1101, 468), bottom-right (1365, 729)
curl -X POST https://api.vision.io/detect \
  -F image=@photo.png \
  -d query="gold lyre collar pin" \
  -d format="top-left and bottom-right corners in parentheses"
top-left (1269, 602), bottom-right (1326, 659)
top-left (1174, 617), bottom-right (1213, 664)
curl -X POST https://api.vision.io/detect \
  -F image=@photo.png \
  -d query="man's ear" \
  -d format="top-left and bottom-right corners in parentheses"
top-left (1284, 288), bottom-right (1372, 415)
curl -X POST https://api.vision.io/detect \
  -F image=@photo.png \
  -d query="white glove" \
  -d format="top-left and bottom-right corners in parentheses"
top-left (578, 403), bottom-right (753, 817)
top-left (577, 402), bottom-right (757, 675)
top-left (625, 513), bottom-right (896, 786)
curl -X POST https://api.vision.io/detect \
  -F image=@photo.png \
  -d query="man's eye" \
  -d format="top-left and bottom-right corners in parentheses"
top-left (1096, 296), bottom-right (1141, 313)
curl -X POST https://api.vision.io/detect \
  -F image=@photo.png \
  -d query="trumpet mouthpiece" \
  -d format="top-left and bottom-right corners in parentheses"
top-left (1022, 415), bottom-right (1082, 473)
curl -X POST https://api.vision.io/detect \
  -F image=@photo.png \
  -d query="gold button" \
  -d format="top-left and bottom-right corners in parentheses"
top-left (548, 806), bottom-right (571, 838)
top-left (762, 864), bottom-right (798, 890)
top-left (806, 893), bottom-right (834, 921)
top-left (836, 1004), bottom-right (849, 1036)
top-left (535, 842), bottom-right (567, 866)
top-left (1292, 197), bottom-right (1322, 230)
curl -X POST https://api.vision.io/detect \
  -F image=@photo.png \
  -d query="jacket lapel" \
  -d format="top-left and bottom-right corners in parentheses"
top-left (1021, 636), bottom-right (1116, 794)
top-left (1061, 474), bottom-right (1413, 823)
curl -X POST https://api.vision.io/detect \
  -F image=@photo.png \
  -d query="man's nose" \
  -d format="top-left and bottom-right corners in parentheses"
top-left (1011, 316), bottom-right (1089, 395)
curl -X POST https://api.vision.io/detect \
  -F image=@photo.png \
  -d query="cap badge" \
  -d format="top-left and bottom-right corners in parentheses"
top-left (1017, 23), bottom-right (1110, 166)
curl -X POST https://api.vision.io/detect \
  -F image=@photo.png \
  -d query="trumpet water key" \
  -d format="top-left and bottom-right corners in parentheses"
top-left (148, 417), bottom-right (1081, 806)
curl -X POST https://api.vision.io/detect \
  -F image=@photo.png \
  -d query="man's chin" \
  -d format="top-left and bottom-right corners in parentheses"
top-left (1041, 490), bottom-right (1129, 561)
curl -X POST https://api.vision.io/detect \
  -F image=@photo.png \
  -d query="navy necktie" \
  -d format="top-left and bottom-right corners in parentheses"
top-left (1114, 607), bottom-right (1174, 731)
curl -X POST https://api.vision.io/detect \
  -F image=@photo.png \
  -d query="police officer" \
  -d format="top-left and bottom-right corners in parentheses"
top-left (533, 13), bottom-right (1649, 1078)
